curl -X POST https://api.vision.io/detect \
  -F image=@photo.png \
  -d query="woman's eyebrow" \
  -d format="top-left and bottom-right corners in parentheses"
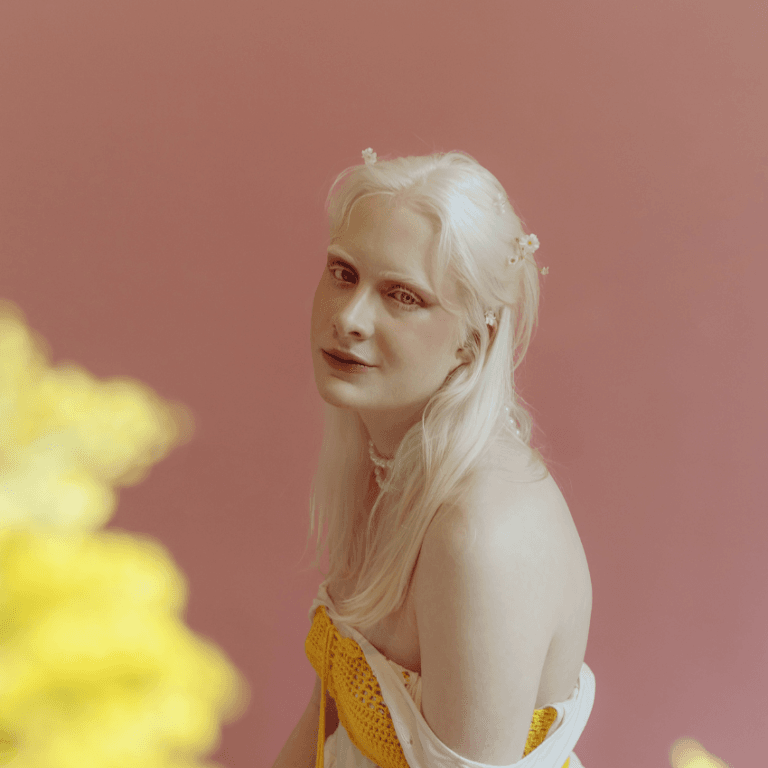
top-left (326, 246), bottom-right (435, 298)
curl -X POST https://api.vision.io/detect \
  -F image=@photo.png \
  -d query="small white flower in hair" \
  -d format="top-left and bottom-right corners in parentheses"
top-left (485, 310), bottom-right (496, 328)
top-left (509, 233), bottom-right (541, 266)
top-left (362, 148), bottom-right (377, 165)
top-left (519, 233), bottom-right (540, 258)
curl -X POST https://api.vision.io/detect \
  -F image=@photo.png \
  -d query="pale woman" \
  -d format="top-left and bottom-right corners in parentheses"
top-left (273, 149), bottom-right (594, 768)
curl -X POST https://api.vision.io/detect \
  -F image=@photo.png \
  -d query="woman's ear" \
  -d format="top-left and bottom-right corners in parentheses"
top-left (455, 344), bottom-right (472, 365)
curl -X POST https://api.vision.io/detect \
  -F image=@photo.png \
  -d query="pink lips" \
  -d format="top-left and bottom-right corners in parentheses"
top-left (324, 349), bottom-right (372, 366)
top-left (321, 349), bottom-right (373, 371)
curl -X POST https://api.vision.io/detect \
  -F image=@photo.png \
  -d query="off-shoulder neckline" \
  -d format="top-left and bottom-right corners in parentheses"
top-left (318, 578), bottom-right (421, 678)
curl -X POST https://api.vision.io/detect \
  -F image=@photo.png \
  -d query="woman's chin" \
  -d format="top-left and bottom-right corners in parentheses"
top-left (319, 393), bottom-right (356, 410)
top-left (314, 378), bottom-right (365, 410)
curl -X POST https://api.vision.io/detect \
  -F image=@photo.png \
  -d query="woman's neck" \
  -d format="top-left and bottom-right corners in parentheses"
top-left (359, 403), bottom-right (426, 459)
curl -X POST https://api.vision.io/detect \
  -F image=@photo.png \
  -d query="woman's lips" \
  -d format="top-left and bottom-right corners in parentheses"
top-left (324, 349), bottom-right (371, 365)
top-left (322, 349), bottom-right (372, 371)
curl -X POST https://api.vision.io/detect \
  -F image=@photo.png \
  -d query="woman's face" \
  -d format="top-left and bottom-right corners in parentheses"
top-left (310, 194), bottom-right (468, 432)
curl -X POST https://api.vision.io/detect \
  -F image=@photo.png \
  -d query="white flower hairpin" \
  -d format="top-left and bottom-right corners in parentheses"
top-left (362, 147), bottom-right (377, 165)
top-left (516, 234), bottom-right (540, 261)
top-left (485, 232), bottom-right (548, 329)
top-left (512, 233), bottom-right (548, 274)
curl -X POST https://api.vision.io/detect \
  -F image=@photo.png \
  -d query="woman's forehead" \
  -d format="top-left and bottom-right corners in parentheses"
top-left (345, 196), bottom-right (434, 248)
top-left (334, 196), bottom-right (460, 304)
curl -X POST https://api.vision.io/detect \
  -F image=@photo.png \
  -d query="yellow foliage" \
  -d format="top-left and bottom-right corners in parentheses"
top-left (0, 300), bottom-right (194, 532)
top-left (0, 302), bottom-right (249, 767)
top-left (0, 528), bottom-right (250, 767)
top-left (670, 735), bottom-right (731, 766)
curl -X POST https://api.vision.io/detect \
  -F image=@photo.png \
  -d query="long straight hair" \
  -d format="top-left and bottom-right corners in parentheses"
top-left (305, 150), bottom-right (548, 631)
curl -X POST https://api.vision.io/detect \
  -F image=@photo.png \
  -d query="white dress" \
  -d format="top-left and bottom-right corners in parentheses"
top-left (309, 579), bottom-right (595, 768)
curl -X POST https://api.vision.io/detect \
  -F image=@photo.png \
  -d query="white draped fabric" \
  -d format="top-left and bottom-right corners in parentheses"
top-left (309, 581), bottom-right (595, 768)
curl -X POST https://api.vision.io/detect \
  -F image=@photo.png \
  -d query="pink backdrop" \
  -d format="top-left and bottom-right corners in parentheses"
top-left (2, 1), bottom-right (766, 766)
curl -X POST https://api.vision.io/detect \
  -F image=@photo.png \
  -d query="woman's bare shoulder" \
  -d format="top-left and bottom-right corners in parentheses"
top-left (478, 442), bottom-right (592, 623)
top-left (481, 437), bottom-right (550, 484)
top-left (416, 440), bottom-right (592, 708)
top-left (437, 441), bottom-right (587, 590)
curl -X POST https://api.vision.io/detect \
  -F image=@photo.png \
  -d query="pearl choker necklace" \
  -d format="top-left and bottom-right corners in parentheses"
top-left (368, 439), bottom-right (394, 490)
top-left (367, 410), bottom-right (521, 491)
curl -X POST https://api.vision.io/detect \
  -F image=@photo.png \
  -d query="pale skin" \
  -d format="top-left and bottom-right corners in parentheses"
top-left (309, 194), bottom-right (592, 763)
top-left (310, 194), bottom-right (470, 458)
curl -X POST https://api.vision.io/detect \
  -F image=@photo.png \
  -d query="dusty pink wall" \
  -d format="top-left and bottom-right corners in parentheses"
top-left (2, 1), bottom-right (765, 766)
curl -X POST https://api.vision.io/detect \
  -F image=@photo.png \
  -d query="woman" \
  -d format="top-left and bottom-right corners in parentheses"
top-left (273, 148), bottom-right (594, 768)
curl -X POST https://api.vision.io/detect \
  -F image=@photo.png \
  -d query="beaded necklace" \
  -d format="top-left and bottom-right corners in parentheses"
top-left (367, 439), bottom-right (394, 490)
top-left (366, 410), bottom-right (521, 491)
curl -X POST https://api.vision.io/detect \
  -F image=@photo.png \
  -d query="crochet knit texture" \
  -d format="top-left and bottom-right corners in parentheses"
top-left (305, 604), bottom-right (564, 768)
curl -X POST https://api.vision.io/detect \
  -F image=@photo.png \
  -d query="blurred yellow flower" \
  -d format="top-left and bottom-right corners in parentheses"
top-left (0, 527), bottom-right (249, 767)
top-left (0, 301), bottom-right (249, 767)
top-left (670, 737), bottom-right (730, 767)
top-left (0, 299), bottom-right (194, 532)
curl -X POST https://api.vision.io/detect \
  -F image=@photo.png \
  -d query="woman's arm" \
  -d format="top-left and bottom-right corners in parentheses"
top-left (271, 676), bottom-right (339, 768)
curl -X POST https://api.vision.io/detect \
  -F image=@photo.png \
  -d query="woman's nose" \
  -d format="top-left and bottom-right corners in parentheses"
top-left (334, 288), bottom-right (374, 335)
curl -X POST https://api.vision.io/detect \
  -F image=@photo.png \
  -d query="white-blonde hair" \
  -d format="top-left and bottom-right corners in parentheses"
top-left (304, 150), bottom-right (549, 631)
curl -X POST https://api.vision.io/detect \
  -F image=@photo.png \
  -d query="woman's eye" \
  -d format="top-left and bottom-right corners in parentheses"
top-left (329, 264), bottom-right (355, 283)
top-left (328, 262), bottom-right (422, 309)
top-left (390, 286), bottom-right (421, 306)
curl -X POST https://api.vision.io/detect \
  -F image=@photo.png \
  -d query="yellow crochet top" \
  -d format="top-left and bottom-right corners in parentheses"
top-left (305, 604), bottom-right (569, 768)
